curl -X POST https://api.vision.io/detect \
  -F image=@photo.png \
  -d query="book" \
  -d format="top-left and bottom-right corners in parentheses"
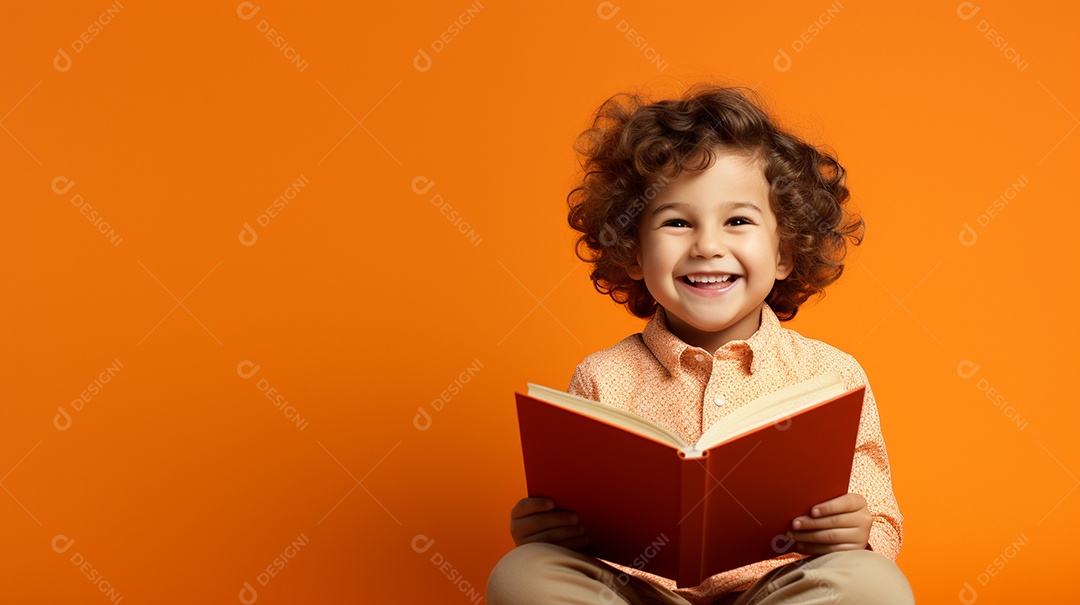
top-left (513, 370), bottom-right (866, 588)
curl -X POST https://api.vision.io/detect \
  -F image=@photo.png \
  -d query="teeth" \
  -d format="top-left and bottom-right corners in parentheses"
top-left (686, 274), bottom-right (736, 283)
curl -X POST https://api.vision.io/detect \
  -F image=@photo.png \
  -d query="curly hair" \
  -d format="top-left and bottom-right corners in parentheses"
top-left (566, 82), bottom-right (865, 322)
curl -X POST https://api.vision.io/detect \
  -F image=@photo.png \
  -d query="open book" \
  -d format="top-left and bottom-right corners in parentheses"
top-left (513, 371), bottom-right (865, 587)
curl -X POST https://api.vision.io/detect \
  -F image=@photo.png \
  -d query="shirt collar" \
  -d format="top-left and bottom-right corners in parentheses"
top-left (642, 302), bottom-right (782, 378)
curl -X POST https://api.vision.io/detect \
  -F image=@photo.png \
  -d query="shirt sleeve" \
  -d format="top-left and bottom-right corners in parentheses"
top-left (842, 356), bottom-right (904, 561)
top-left (567, 362), bottom-right (598, 402)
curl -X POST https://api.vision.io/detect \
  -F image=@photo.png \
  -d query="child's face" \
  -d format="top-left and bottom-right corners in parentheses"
top-left (626, 150), bottom-right (793, 352)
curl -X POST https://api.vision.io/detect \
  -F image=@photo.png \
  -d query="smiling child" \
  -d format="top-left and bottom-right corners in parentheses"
top-left (487, 83), bottom-right (915, 605)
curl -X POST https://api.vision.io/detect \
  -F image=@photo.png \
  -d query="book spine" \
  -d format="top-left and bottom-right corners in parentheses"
top-left (676, 451), bottom-right (709, 588)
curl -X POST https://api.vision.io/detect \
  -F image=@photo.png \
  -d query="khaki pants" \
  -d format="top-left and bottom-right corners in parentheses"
top-left (486, 543), bottom-right (915, 605)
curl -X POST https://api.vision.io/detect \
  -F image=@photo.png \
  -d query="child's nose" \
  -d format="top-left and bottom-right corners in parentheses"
top-left (691, 230), bottom-right (730, 257)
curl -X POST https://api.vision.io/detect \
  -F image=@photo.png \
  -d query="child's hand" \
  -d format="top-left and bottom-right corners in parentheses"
top-left (785, 492), bottom-right (872, 555)
top-left (509, 497), bottom-right (589, 551)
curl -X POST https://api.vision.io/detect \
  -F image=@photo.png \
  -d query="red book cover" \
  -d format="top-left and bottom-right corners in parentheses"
top-left (514, 379), bottom-right (865, 587)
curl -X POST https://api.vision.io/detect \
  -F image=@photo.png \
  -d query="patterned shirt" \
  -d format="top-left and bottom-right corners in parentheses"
top-left (566, 302), bottom-right (903, 603)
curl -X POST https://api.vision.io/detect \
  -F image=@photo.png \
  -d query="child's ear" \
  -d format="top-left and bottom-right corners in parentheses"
top-left (625, 248), bottom-right (645, 281)
top-left (776, 241), bottom-right (795, 281)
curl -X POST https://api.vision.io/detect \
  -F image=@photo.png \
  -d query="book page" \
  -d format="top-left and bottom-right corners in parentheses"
top-left (525, 383), bottom-right (689, 450)
top-left (691, 371), bottom-right (846, 454)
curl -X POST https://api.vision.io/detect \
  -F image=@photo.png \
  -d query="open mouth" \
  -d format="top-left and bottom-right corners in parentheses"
top-left (681, 275), bottom-right (741, 290)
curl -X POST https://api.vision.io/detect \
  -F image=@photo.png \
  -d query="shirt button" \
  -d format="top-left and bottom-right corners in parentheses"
top-left (694, 354), bottom-right (705, 362)
top-left (715, 395), bottom-right (725, 406)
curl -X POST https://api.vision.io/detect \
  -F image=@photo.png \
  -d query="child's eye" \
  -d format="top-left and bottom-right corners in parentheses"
top-left (662, 217), bottom-right (752, 228)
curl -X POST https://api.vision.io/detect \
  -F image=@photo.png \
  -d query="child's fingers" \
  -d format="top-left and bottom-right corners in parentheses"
top-left (805, 493), bottom-right (854, 517)
top-left (514, 508), bottom-right (580, 537)
top-left (511, 497), bottom-right (556, 520)
top-left (785, 526), bottom-right (864, 546)
top-left (523, 523), bottom-right (587, 546)
top-left (791, 509), bottom-right (867, 531)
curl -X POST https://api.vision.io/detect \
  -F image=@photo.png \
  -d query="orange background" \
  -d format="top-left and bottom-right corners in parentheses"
top-left (2, 1), bottom-right (1076, 603)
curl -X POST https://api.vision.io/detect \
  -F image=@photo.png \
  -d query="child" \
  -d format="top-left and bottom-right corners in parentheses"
top-left (486, 83), bottom-right (914, 605)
